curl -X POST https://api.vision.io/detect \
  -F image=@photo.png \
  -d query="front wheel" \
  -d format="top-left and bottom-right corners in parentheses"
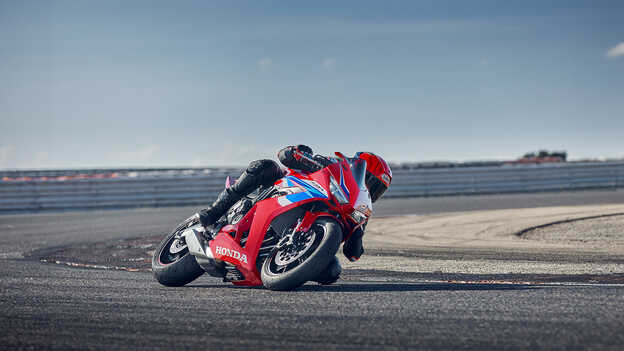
top-left (152, 218), bottom-right (205, 287)
top-left (261, 217), bottom-right (342, 291)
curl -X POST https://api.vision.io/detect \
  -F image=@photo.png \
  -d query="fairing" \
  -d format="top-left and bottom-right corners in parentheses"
top-left (200, 158), bottom-right (372, 286)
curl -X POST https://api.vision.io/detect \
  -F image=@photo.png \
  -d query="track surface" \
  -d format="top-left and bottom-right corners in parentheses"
top-left (2, 190), bottom-right (624, 350)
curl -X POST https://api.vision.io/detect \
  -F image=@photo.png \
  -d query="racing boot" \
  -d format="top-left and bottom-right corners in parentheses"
top-left (198, 188), bottom-right (239, 228)
top-left (313, 256), bottom-right (342, 285)
top-left (198, 159), bottom-right (283, 228)
top-left (343, 227), bottom-right (364, 262)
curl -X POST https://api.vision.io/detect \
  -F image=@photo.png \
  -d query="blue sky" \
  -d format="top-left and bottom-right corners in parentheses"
top-left (1, 0), bottom-right (623, 169)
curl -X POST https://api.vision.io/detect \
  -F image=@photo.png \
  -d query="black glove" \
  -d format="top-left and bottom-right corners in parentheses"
top-left (295, 144), bottom-right (313, 155)
top-left (278, 145), bottom-right (322, 173)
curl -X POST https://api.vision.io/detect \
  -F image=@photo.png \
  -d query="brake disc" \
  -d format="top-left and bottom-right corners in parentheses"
top-left (274, 231), bottom-right (316, 266)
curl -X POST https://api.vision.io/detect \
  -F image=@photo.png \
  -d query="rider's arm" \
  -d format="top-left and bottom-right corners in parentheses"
top-left (278, 145), bottom-right (329, 172)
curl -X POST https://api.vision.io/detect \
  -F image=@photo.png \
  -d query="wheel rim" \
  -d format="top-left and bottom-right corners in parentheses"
top-left (267, 225), bottom-right (324, 274)
top-left (158, 234), bottom-right (189, 265)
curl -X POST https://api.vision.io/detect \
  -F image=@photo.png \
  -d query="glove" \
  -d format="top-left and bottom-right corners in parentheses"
top-left (295, 144), bottom-right (313, 155)
top-left (278, 145), bottom-right (322, 173)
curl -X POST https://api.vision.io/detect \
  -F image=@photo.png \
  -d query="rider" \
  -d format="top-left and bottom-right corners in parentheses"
top-left (198, 145), bottom-right (392, 282)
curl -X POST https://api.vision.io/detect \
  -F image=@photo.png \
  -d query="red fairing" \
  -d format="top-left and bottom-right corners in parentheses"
top-left (207, 158), bottom-right (370, 286)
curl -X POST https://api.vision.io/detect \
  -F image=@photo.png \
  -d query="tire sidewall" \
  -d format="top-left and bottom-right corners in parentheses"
top-left (261, 217), bottom-right (342, 291)
top-left (152, 228), bottom-right (204, 287)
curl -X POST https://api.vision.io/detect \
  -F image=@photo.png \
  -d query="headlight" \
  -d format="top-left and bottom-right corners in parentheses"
top-left (329, 176), bottom-right (349, 204)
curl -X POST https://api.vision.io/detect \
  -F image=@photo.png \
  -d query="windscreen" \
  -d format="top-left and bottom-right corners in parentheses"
top-left (349, 158), bottom-right (367, 190)
top-left (349, 158), bottom-right (373, 215)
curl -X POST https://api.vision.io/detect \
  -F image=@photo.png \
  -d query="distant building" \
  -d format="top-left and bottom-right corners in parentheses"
top-left (510, 150), bottom-right (567, 165)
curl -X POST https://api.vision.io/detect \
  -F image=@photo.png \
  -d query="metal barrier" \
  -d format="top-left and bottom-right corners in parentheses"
top-left (0, 170), bottom-right (242, 212)
top-left (1, 162), bottom-right (623, 213)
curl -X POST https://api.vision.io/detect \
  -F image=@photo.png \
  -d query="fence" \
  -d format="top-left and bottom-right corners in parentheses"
top-left (1, 162), bottom-right (623, 213)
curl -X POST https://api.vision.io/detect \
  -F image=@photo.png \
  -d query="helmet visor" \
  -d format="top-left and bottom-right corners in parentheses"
top-left (365, 171), bottom-right (388, 203)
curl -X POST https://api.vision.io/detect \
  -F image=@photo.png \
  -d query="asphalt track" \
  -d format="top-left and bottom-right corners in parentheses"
top-left (2, 190), bottom-right (624, 350)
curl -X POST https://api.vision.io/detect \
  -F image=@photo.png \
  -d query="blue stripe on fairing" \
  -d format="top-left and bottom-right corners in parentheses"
top-left (340, 167), bottom-right (350, 198)
top-left (286, 176), bottom-right (328, 199)
top-left (285, 191), bottom-right (313, 203)
top-left (279, 176), bottom-right (328, 205)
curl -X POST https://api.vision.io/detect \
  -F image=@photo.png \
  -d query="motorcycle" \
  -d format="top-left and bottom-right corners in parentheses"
top-left (151, 152), bottom-right (372, 291)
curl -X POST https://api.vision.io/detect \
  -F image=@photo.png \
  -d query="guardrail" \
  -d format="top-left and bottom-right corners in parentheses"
top-left (389, 162), bottom-right (623, 197)
top-left (1, 162), bottom-right (623, 213)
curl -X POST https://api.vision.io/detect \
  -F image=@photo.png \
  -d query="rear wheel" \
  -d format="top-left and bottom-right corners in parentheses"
top-left (152, 218), bottom-right (204, 287)
top-left (261, 217), bottom-right (342, 291)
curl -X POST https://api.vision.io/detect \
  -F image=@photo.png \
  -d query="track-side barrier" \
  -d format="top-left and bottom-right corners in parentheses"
top-left (1, 162), bottom-right (623, 212)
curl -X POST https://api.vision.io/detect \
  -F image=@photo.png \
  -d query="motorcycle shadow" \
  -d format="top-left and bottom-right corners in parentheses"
top-left (185, 282), bottom-right (540, 292)
top-left (296, 282), bottom-right (541, 293)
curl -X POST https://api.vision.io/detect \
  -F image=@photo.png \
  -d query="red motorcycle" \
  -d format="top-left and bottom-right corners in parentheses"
top-left (151, 153), bottom-right (372, 290)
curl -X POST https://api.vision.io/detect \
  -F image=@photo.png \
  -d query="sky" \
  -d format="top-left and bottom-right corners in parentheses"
top-left (1, 0), bottom-right (623, 169)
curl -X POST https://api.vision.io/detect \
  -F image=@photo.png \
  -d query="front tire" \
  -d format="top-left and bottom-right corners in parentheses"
top-left (261, 217), bottom-right (342, 291)
top-left (152, 219), bottom-right (204, 287)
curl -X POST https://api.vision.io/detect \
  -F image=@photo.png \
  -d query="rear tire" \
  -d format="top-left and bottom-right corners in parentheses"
top-left (152, 219), bottom-right (204, 287)
top-left (261, 217), bottom-right (342, 291)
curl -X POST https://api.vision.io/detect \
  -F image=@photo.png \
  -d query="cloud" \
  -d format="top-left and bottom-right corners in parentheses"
top-left (258, 57), bottom-right (272, 71)
top-left (606, 42), bottom-right (624, 59)
top-left (322, 58), bottom-right (336, 70)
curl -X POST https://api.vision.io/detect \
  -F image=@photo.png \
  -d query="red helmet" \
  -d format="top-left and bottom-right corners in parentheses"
top-left (356, 152), bottom-right (392, 202)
